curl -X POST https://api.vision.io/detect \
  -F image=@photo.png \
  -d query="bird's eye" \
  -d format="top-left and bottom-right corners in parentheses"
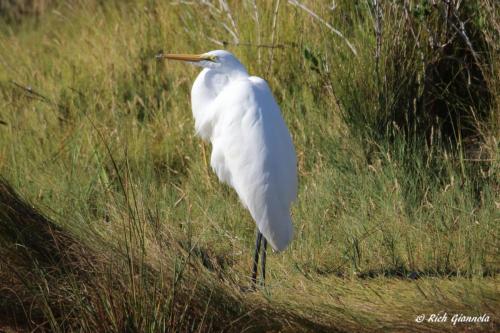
top-left (209, 55), bottom-right (218, 62)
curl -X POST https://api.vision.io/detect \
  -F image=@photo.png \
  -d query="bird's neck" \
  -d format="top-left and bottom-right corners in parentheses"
top-left (191, 68), bottom-right (248, 110)
top-left (226, 67), bottom-right (249, 80)
top-left (190, 68), bottom-right (248, 140)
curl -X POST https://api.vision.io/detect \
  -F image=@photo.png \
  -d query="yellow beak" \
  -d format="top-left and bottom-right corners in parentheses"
top-left (158, 53), bottom-right (215, 62)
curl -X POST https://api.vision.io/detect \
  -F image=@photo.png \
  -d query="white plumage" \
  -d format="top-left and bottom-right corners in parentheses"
top-left (165, 50), bottom-right (297, 252)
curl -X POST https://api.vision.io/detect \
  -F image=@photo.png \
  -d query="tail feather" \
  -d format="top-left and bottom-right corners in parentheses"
top-left (258, 215), bottom-right (293, 252)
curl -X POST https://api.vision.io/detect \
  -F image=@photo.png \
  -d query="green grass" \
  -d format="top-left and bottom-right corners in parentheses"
top-left (0, 0), bottom-right (498, 332)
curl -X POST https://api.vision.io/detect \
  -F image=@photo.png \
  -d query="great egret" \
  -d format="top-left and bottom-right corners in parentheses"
top-left (159, 50), bottom-right (297, 286)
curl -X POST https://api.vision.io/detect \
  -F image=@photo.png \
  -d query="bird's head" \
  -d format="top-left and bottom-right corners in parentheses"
top-left (158, 50), bottom-right (247, 75)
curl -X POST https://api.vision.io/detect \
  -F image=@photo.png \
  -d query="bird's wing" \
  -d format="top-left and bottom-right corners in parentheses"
top-left (208, 77), bottom-right (297, 251)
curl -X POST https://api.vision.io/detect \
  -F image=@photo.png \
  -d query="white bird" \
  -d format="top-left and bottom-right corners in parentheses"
top-left (160, 50), bottom-right (297, 286)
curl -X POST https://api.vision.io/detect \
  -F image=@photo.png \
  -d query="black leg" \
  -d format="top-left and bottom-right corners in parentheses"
top-left (260, 237), bottom-right (267, 286)
top-left (251, 230), bottom-right (262, 286)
